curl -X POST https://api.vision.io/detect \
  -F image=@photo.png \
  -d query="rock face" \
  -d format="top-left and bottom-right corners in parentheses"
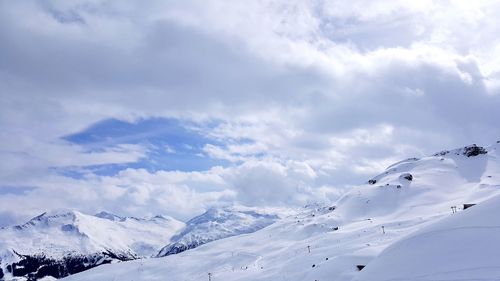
top-left (157, 207), bottom-right (279, 257)
top-left (463, 144), bottom-right (487, 157)
top-left (433, 144), bottom-right (487, 157)
top-left (6, 251), bottom-right (129, 281)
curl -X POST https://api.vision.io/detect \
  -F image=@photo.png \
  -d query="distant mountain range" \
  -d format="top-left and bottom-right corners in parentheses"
top-left (2, 142), bottom-right (500, 281)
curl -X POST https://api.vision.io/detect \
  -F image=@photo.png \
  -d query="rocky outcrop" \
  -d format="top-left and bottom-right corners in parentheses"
top-left (157, 242), bottom-right (197, 256)
top-left (433, 144), bottom-right (487, 157)
top-left (462, 144), bottom-right (487, 157)
top-left (400, 173), bottom-right (413, 181)
top-left (5, 251), bottom-right (133, 281)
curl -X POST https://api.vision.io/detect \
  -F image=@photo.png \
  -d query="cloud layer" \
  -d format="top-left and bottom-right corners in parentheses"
top-left (1, 0), bottom-right (500, 225)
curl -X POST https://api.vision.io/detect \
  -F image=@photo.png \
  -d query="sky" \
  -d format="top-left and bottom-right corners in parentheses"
top-left (1, 0), bottom-right (500, 226)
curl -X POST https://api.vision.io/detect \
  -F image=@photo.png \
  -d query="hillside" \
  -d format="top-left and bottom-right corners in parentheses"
top-left (355, 193), bottom-right (500, 281)
top-left (62, 142), bottom-right (500, 281)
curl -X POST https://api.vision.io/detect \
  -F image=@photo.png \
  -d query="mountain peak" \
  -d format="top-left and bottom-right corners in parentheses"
top-left (14, 209), bottom-right (82, 230)
top-left (94, 211), bottom-right (125, 221)
top-left (157, 206), bottom-right (279, 257)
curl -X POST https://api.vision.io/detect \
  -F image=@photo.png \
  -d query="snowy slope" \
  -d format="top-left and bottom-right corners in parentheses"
top-left (157, 206), bottom-right (280, 257)
top-left (64, 142), bottom-right (500, 281)
top-left (0, 210), bottom-right (184, 280)
top-left (355, 193), bottom-right (500, 281)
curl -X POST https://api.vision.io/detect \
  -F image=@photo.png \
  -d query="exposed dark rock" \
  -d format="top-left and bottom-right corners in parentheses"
top-left (328, 206), bottom-right (336, 211)
top-left (434, 150), bottom-right (450, 156)
top-left (463, 144), bottom-right (487, 157)
top-left (368, 179), bottom-right (377, 185)
top-left (61, 224), bottom-right (78, 232)
top-left (401, 173), bottom-right (413, 181)
top-left (434, 144), bottom-right (487, 158)
top-left (158, 242), bottom-right (196, 256)
top-left (6, 251), bottom-right (133, 281)
top-left (356, 265), bottom-right (366, 271)
top-left (0, 267), bottom-right (4, 279)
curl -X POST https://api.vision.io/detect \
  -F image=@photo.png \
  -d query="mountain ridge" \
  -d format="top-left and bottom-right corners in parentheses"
top-left (62, 141), bottom-right (500, 281)
top-left (157, 206), bottom-right (280, 257)
top-left (2, 141), bottom-right (499, 281)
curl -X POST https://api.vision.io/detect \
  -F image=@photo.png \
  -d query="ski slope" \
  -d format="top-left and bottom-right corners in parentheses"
top-left (355, 194), bottom-right (500, 281)
top-left (63, 142), bottom-right (500, 281)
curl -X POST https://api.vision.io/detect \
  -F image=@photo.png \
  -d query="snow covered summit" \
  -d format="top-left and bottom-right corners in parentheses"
top-left (157, 206), bottom-right (280, 257)
top-left (0, 210), bottom-right (184, 280)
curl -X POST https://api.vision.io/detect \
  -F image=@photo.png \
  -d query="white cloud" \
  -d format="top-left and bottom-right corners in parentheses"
top-left (0, 160), bottom-right (330, 225)
top-left (0, 167), bottom-right (233, 223)
top-left (1, 0), bottom-right (500, 225)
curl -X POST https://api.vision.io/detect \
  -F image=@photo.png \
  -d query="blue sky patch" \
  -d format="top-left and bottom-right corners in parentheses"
top-left (61, 118), bottom-right (230, 176)
top-left (0, 185), bottom-right (38, 195)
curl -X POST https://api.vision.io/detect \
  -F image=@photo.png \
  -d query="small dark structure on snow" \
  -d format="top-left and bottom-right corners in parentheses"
top-left (400, 173), bottom-right (413, 181)
top-left (463, 203), bottom-right (476, 210)
top-left (356, 265), bottom-right (365, 271)
top-left (368, 179), bottom-right (377, 185)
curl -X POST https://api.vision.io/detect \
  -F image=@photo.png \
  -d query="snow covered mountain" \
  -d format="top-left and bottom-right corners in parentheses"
top-left (157, 207), bottom-right (280, 257)
top-left (62, 141), bottom-right (500, 281)
top-left (0, 210), bottom-right (184, 280)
